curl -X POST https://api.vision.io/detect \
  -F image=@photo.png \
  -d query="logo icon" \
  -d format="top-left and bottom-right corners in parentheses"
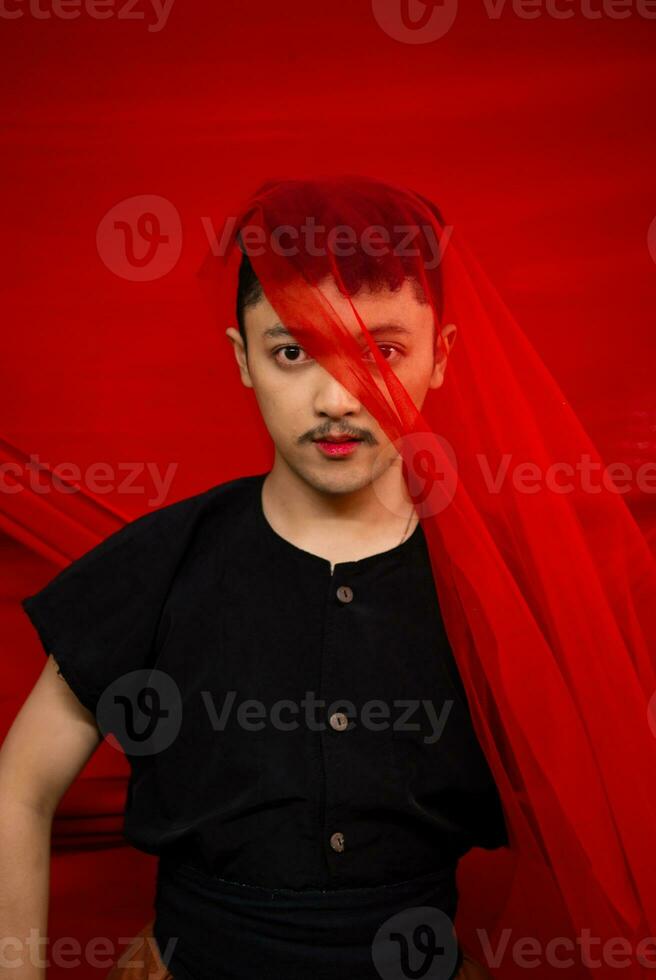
top-left (648, 216), bottom-right (656, 267)
top-left (372, 905), bottom-right (459, 979)
top-left (372, 0), bottom-right (458, 43)
top-left (373, 431), bottom-right (458, 520)
top-left (97, 669), bottom-right (182, 755)
top-left (648, 690), bottom-right (656, 740)
top-left (96, 194), bottom-right (182, 281)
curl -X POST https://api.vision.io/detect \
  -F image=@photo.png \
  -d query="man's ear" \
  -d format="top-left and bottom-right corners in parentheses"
top-left (225, 327), bottom-right (254, 389)
top-left (429, 323), bottom-right (457, 390)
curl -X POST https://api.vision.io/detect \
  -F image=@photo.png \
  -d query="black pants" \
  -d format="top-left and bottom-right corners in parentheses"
top-left (153, 856), bottom-right (464, 980)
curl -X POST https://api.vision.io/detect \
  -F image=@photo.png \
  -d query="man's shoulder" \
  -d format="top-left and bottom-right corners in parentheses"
top-left (91, 472), bottom-right (264, 559)
top-left (22, 474), bottom-right (265, 628)
top-left (126, 471), bottom-right (263, 534)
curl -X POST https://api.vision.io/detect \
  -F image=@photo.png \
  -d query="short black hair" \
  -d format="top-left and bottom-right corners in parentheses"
top-left (233, 176), bottom-right (446, 353)
top-left (235, 248), bottom-right (262, 353)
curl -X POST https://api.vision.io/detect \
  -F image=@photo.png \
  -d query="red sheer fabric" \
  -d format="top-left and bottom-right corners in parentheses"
top-left (199, 175), bottom-right (656, 978)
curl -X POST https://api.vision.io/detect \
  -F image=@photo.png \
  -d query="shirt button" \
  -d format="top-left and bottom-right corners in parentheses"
top-left (329, 711), bottom-right (349, 731)
top-left (336, 585), bottom-right (353, 603)
top-left (329, 831), bottom-right (345, 853)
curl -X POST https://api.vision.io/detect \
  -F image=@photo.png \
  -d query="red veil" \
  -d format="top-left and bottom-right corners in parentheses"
top-left (198, 175), bottom-right (656, 978)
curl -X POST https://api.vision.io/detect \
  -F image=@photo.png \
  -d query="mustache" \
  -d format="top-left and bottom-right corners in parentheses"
top-left (302, 425), bottom-right (378, 445)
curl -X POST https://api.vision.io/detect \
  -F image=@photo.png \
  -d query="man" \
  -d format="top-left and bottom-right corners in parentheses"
top-left (2, 186), bottom-right (508, 979)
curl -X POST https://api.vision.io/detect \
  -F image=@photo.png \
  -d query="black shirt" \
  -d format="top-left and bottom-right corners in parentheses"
top-left (21, 471), bottom-right (508, 891)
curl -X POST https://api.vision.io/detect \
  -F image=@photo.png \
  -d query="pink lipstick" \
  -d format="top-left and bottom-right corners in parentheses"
top-left (314, 439), bottom-right (361, 457)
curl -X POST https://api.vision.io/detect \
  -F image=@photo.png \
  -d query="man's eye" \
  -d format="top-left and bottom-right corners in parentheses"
top-left (362, 344), bottom-right (401, 362)
top-left (273, 345), bottom-right (310, 365)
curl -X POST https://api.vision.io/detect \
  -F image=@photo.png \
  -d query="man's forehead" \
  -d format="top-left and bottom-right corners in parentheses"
top-left (253, 277), bottom-right (432, 339)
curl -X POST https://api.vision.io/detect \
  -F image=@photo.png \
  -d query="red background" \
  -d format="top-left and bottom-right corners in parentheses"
top-left (2, 1), bottom-right (655, 976)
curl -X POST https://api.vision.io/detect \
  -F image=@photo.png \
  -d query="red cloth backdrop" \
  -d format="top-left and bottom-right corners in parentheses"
top-left (1, 3), bottom-right (654, 978)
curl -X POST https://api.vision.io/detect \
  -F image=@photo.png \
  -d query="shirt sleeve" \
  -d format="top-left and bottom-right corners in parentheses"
top-left (20, 499), bottom-right (199, 718)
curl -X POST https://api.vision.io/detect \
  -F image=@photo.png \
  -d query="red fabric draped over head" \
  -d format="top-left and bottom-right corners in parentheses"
top-left (199, 174), bottom-right (656, 978)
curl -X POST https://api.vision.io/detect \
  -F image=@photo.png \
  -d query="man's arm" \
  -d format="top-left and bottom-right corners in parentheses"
top-left (0, 655), bottom-right (103, 979)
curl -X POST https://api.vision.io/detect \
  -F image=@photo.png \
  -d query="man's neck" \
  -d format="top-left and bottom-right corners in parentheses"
top-left (261, 458), bottom-right (418, 567)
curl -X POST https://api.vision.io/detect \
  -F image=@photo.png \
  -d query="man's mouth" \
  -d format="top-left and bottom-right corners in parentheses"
top-left (313, 435), bottom-right (363, 457)
top-left (314, 435), bottom-right (362, 443)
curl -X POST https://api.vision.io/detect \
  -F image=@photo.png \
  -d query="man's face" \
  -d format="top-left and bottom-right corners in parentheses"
top-left (226, 276), bottom-right (456, 496)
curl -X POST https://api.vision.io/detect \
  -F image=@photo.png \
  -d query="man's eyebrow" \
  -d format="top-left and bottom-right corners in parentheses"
top-left (262, 323), bottom-right (296, 340)
top-left (261, 321), bottom-right (411, 341)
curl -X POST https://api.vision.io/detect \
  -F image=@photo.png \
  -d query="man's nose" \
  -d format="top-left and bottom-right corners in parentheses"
top-left (314, 368), bottom-right (361, 417)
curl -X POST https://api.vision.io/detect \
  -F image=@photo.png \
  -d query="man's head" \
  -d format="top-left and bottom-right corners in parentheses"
top-left (224, 175), bottom-right (456, 496)
top-left (227, 252), bottom-right (456, 498)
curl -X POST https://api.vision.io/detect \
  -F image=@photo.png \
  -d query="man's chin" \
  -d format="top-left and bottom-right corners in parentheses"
top-left (294, 457), bottom-right (376, 497)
